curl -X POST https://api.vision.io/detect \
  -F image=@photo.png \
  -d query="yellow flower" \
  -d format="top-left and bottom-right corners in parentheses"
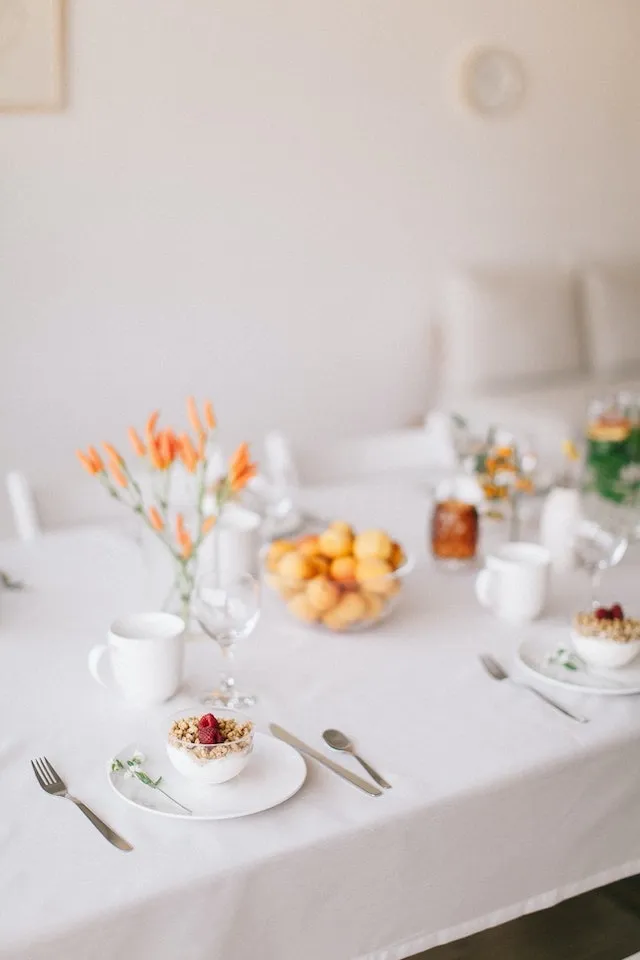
top-left (562, 440), bottom-right (580, 462)
top-left (515, 476), bottom-right (534, 494)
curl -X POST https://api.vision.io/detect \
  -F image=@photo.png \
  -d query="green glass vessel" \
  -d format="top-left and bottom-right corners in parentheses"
top-left (584, 396), bottom-right (640, 505)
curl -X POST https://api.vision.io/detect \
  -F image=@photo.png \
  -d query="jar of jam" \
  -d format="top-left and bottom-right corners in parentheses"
top-left (430, 478), bottom-right (480, 568)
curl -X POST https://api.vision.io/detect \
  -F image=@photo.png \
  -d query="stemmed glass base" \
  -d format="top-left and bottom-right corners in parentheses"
top-left (201, 675), bottom-right (256, 709)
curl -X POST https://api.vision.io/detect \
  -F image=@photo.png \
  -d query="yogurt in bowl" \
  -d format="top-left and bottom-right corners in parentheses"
top-left (167, 708), bottom-right (254, 785)
top-left (571, 606), bottom-right (640, 670)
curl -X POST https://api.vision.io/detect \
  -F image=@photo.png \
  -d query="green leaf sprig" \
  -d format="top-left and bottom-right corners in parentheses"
top-left (110, 753), bottom-right (192, 814)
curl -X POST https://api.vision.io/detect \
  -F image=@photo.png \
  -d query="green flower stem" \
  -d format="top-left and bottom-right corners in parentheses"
top-left (111, 757), bottom-right (192, 814)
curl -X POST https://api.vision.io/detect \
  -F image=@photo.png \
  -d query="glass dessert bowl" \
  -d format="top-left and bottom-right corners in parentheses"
top-left (571, 605), bottom-right (640, 670)
top-left (166, 708), bottom-right (254, 784)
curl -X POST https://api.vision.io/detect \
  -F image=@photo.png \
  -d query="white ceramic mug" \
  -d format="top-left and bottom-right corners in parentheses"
top-left (88, 612), bottom-right (185, 706)
top-left (475, 543), bottom-right (551, 623)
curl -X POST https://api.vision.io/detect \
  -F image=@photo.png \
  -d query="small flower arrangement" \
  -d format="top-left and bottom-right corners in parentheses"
top-left (476, 435), bottom-right (535, 540)
top-left (475, 439), bottom-right (534, 503)
top-left (77, 397), bottom-right (257, 620)
top-left (452, 417), bottom-right (536, 540)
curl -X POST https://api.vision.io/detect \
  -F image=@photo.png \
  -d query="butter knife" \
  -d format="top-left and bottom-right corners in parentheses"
top-left (270, 724), bottom-right (383, 797)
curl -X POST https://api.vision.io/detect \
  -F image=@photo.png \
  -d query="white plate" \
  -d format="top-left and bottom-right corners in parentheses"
top-left (517, 635), bottom-right (640, 697)
top-left (108, 732), bottom-right (307, 820)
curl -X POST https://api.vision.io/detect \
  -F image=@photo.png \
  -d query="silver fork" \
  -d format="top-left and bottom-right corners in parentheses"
top-left (31, 757), bottom-right (133, 852)
top-left (479, 654), bottom-right (589, 724)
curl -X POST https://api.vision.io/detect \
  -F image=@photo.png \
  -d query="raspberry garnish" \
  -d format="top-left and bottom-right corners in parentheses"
top-left (198, 713), bottom-right (219, 729)
top-left (610, 603), bottom-right (624, 620)
top-left (198, 713), bottom-right (222, 745)
top-left (594, 607), bottom-right (609, 620)
top-left (198, 725), bottom-right (223, 745)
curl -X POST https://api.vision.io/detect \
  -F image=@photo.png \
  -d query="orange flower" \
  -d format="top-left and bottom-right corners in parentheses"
top-left (204, 400), bottom-right (216, 431)
top-left (128, 427), bottom-right (146, 457)
top-left (482, 482), bottom-right (506, 500)
top-left (515, 476), bottom-right (534, 494)
top-left (159, 430), bottom-right (175, 468)
top-left (77, 450), bottom-right (100, 476)
top-left (178, 433), bottom-right (198, 473)
top-left (148, 436), bottom-right (165, 471)
top-left (102, 442), bottom-right (123, 466)
top-left (87, 446), bottom-right (105, 473)
top-left (176, 512), bottom-right (187, 543)
top-left (109, 460), bottom-right (128, 488)
top-left (229, 441), bottom-right (248, 473)
top-left (175, 514), bottom-right (192, 557)
top-left (186, 396), bottom-right (203, 436)
top-left (165, 429), bottom-right (179, 459)
top-left (202, 515), bottom-right (216, 535)
top-left (494, 446), bottom-right (514, 459)
top-left (148, 506), bottom-right (164, 531)
top-left (145, 410), bottom-right (160, 444)
top-left (197, 431), bottom-right (207, 461)
top-left (228, 442), bottom-right (257, 493)
top-left (233, 463), bottom-right (257, 492)
top-left (180, 532), bottom-right (193, 560)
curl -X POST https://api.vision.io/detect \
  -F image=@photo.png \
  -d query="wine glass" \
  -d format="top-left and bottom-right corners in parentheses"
top-left (574, 519), bottom-right (628, 608)
top-left (193, 573), bottom-right (261, 708)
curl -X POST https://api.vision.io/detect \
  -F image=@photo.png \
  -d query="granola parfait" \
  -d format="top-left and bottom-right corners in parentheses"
top-left (167, 708), bottom-right (254, 784)
top-left (571, 605), bottom-right (640, 670)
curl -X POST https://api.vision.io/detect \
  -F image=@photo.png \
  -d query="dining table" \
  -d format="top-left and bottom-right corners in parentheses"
top-left (2, 479), bottom-right (640, 960)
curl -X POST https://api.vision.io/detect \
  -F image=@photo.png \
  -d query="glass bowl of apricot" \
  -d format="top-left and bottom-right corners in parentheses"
top-left (264, 521), bottom-right (413, 632)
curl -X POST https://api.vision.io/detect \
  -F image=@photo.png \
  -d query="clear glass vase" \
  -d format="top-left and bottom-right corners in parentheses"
top-left (162, 522), bottom-right (223, 628)
top-left (163, 555), bottom-right (200, 626)
top-left (141, 520), bottom-right (204, 630)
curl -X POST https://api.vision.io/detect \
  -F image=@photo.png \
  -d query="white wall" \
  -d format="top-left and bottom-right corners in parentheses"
top-left (1, 0), bottom-right (640, 533)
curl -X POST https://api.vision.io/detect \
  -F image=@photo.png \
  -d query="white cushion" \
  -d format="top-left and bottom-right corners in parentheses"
top-left (442, 268), bottom-right (583, 395)
top-left (583, 266), bottom-right (640, 378)
top-left (295, 428), bottom-right (443, 484)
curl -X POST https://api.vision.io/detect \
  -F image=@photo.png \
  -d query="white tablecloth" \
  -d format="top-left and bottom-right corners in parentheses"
top-left (2, 482), bottom-right (640, 960)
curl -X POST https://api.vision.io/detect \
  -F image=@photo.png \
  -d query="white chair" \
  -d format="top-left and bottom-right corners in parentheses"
top-left (6, 471), bottom-right (41, 541)
top-left (5, 469), bottom-right (138, 540)
top-left (436, 265), bottom-right (640, 467)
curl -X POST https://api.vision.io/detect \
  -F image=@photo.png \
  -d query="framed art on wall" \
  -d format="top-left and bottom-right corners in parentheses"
top-left (0, 0), bottom-right (65, 111)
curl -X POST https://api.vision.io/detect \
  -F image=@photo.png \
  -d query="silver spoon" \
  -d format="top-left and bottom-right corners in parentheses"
top-left (322, 729), bottom-right (392, 789)
top-left (479, 654), bottom-right (589, 724)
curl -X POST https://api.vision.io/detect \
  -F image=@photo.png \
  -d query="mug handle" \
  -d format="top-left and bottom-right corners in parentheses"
top-left (88, 644), bottom-right (108, 686)
top-left (475, 569), bottom-right (495, 609)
